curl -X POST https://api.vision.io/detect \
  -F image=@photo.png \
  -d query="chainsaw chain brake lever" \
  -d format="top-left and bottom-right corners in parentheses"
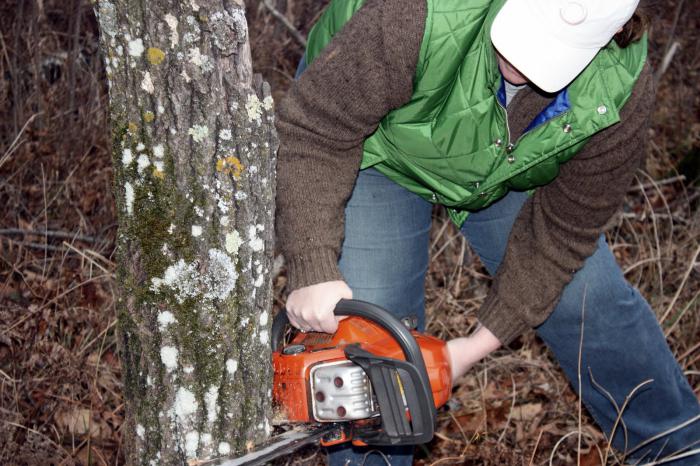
top-left (271, 299), bottom-right (437, 445)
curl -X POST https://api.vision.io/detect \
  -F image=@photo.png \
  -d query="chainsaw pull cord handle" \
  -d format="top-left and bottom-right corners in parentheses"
top-left (271, 298), bottom-right (432, 400)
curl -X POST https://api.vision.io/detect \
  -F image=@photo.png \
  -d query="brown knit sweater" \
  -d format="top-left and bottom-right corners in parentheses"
top-left (276, 0), bottom-right (653, 344)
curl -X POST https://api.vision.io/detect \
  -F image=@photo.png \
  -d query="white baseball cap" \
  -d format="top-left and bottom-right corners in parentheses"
top-left (491, 0), bottom-right (640, 93)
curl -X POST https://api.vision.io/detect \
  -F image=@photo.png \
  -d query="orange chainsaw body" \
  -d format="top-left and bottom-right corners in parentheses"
top-left (272, 315), bottom-right (452, 424)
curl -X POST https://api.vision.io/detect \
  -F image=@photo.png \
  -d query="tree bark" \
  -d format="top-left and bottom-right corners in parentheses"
top-left (94, 1), bottom-right (277, 464)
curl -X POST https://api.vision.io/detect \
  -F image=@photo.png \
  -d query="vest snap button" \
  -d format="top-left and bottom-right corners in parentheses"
top-left (563, 123), bottom-right (572, 133)
top-left (494, 138), bottom-right (503, 147)
top-left (597, 105), bottom-right (607, 115)
top-left (479, 191), bottom-right (487, 198)
top-left (506, 143), bottom-right (515, 153)
top-left (507, 155), bottom-right (515, 164)
top-left (431, 193), bottom-right (437, 202)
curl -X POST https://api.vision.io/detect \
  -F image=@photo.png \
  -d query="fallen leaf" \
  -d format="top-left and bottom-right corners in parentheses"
top-left (579, 447), bottom-right (604, 466)
top-left (511, 402), bottom-right (542, 422)
top-left (55, 408), bottom-right (111, 439)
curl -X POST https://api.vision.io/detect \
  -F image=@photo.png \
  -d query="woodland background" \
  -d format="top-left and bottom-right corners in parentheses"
top-left (0, 0), bottom-right (698, 464)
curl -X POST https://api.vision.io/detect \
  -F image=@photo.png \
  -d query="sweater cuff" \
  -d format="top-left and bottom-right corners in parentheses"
top-left (477, 291), bottom-right (530, 346)
top-left (285, 249), bottom-right (344, 291)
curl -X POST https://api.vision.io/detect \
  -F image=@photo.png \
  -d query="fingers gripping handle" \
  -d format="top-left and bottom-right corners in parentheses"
top-left (272, 299), bottom-right (425, 371)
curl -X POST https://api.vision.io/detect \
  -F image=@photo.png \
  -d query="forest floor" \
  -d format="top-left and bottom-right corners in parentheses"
top-left (0, 1), bottom-right (698, 465)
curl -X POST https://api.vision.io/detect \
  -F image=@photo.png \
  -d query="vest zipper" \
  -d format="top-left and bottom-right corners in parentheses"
top-left (497, 88), bottom-right (575, 149)
top-left (495, 98), bottom-right (517, 164)
top-left (495, 98), bottom-right (512, 146)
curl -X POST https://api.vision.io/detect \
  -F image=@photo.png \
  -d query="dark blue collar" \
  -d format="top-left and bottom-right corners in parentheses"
top-left (497, 77), bottom-right (571, 133)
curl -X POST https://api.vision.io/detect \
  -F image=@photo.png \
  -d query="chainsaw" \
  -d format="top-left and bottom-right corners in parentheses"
top-left (204, 299), bottom-right (452, 466)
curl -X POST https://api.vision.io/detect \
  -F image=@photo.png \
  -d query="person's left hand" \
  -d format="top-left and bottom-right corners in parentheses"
top-left (447, 326), bottom-right (502, 383)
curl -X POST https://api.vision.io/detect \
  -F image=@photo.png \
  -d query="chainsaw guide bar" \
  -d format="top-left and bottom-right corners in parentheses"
top-left (199, 424), bottom-right (341, 466)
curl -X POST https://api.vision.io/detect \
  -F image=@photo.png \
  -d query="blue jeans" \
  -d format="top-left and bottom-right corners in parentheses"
top-left (327, 168), bottom-right (700, 465)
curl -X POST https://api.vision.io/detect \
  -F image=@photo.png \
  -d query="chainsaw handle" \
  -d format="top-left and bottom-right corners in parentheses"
top-left (271, 299), bottom-right (429, 380)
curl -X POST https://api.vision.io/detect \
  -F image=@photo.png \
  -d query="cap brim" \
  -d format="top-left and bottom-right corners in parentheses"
top-left (490, 0), bottom-right (599, 93)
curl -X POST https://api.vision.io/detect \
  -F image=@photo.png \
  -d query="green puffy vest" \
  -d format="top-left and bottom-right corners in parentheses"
top-left (305, 0), bottom-right (647, 226)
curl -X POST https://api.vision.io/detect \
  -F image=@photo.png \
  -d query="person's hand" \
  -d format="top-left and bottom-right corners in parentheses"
top-left (447, 326), bottom-right (502, 383)
top-left (285, 280), bottom-right (353, 334)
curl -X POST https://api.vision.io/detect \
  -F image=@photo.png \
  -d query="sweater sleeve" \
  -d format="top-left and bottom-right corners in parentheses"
top-left (477, 64), bottom-right (654, 345)
top-left (275, 0), bottom-right (426, 291)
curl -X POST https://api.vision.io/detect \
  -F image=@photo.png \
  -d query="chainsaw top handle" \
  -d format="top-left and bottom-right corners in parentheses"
top-left (271, 299), bottom-right (427, 374)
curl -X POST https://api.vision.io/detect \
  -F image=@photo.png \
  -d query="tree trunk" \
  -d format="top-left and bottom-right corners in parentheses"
top-left (94, 1), bottom-right (277, 464)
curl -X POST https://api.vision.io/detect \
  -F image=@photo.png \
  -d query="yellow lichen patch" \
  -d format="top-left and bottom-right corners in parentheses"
top-left (216, 156), bottom-right (244, 179)
top-left (153, 168), bottom-right (165, 179)
top-left (146, 47), bottom-right (166, 65)
top-left (128, 121), bottom-right (138, 134)
top-left (144, 111), bottom-right (155, 123)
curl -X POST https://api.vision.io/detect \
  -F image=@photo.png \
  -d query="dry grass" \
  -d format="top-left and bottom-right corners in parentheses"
top-left (0, 0), bottom-right (698, 465)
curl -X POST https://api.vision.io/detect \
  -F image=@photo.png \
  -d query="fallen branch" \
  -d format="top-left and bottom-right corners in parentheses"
top-left (0, 228), bottom-right (99, 243)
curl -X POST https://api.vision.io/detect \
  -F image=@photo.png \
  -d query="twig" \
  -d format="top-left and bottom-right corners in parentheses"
top-left (0, 236), bottom-right (68, 252)
top-left (654, 0), bottom-right (685, 83)
top-left (663, 290), bottom-right (700, 338)
top-left (678, 341), bottom-right (700, 363)
top-left (603, 379), bottom-right (655, 464)
top-left (659, 245), bottom-right (700, 327)
top-left (635, 176), bottom-right (664, 302)
top-left (0, 113), bottom-right (41, 170)
top-left (623, 256), bottom-right (662, 275)
top-left (639, 171), bottom-right (675, 255)
top-left (651, 438), bottom-right (700, 466)
top-left (0, 228), bottom-right (99, 243)
top-left (361, 448), bottom-right (391, 466)
top-left (657, 42), bottom-right (681, 81)
top-left (497, 375), bottom-right (516, 444)
top-left (626, 413), bottom-right (700, 459)
top-left (0, 368), bottom-right (18, 383)
top-left (628, 175), bottom-right (686, 192)
top-left (638, 447), bottom-right (700, 465)
top-left (261, 0), bottom-right (307, 47)
top-left (448, 410), bottom-right (470, 445)
top-left (429, 218), bottom-right (451, 251)
top-left (433, 431), bottom-right (462, 444)
top-left (62, 242), bottom-right (115, 277)
top-left (528, 428), bottom-right (544, 466)
top-left (549, 431), bottom-right (579, 466)
top-left (78, 319), bottom-right (117, 357)
top-left (577, 286), bottom-right (587, 466)
top-left (588, 369), bottom-right (627, 464)
top-left (429, 455), bottom-right (468, 466)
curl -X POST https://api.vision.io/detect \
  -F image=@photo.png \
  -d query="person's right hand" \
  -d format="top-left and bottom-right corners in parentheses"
top-left (285, 280), bottom-right (353, 334)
